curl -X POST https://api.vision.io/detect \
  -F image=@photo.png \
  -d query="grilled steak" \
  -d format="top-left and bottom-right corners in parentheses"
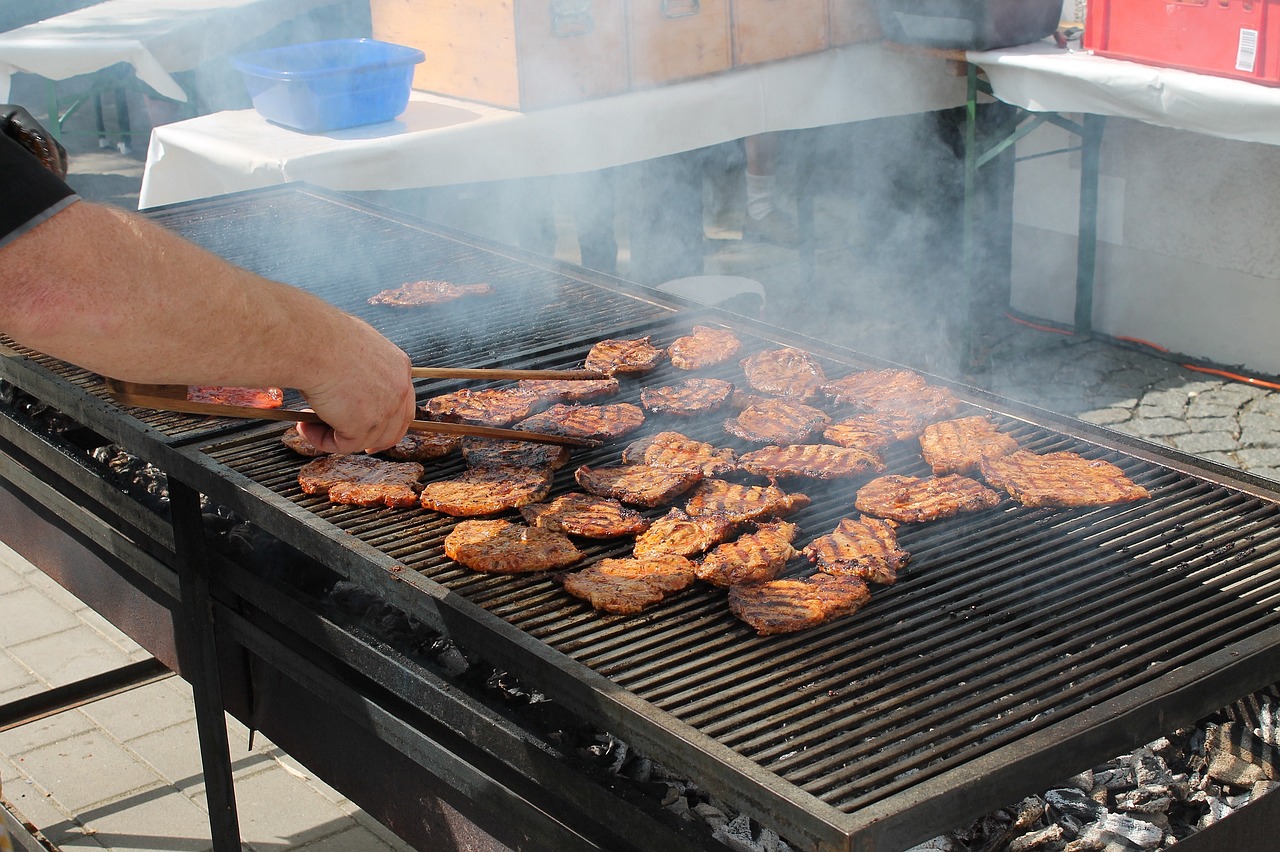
top-left (640, 377), bottom-right (733, 416)
top-left (855, 474), bottom-right (1001, 523)
top-left (820, 369), bottom-right (927, 407)
top-left (632, 508), bottom-right (738, 558)
top-left (803, 516), bottom-right (908, 585)
top-left (919, 415), bottom-right (1018, 475)
top-left (188, 385), bottom-right (283, 408)
top-left (461, 437), bottom-right (571, 471)
top-left (561, 555), bottom-right (697, 615)
top-left (298, 454), bottom-right (423, 508)
top-left (740, 348), bottom-right (826, 400)
top-left (724, 399), bottom-right (831, 444)
top-left (737, 444), bottom-right (885, 480)
top-left (728, 574), bottom-right (871, 635)
top-left (979, 450), bottom-right (1151, 508)
top-left (380, 432), bottom-right (461, 462)
top-left (423, 387), bottom-right (540, 426)
top-left (584, 336), bottom-right (666, 375)
top-left (367, 280), bottom-right (493, 306)
top-left (696, 521), bottom-right (799, 587)
top-left (517, 403), bottom-right (646, 441)
top-left (870, 385), bottom-right (962, 422)
top-left (575, 463), bottom-right (702, 507)
top-left (823, 411), bottom-right (927, 450)
top-left (520, 492), bottom-right (652, 538)
top-left (621, 431), bottom-right (737, 477)
top-left (668, 325), bottom-right (743, 370)
top-left (517, 377), bottom-right (620, 403)
top-left (684, 479), bottom-right (811, 523)
top-left (443, 519), bottom-right (582, 573)
top-left (282, 428), bottom-right (326, 457)
top-left (420, 466), bottom-right (553, 516)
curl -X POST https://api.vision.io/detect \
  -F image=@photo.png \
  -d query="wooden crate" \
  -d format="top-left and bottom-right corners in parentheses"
top-left (829, 0), bottom-right (881, 46)
top-left (628, 0), bottom-right (732, 89)
top-left (731, 0), bottom-right (830, 66)
top-left (370, 0), bottom-right (630, 110)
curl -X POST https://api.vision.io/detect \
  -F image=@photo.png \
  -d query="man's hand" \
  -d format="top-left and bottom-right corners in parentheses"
top-left (1, 105), bottom-right (69, 178)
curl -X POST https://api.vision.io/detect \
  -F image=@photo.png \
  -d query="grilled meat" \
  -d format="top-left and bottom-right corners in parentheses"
top-left (728, 574), bottom-right (871, 635)
top-left (298, 454), bottom-right (423, 508)
top-left (420, 466), bottom-right (553, 516)
top-left (823, 411), bottom-right (926, 450)
top-left (461, 437), bottom-right (571, 471)
top-left (520, 492), bottom-right (652, 538)
top-left (584, 336), bottom-right (666, 375)
top-left (820, 369), bottom-right (926, 406)
top-left (640, 377), bottom-right (734, 416)
top-left (919, 415), bottom-right (1018, 475)
top-left (979, 450), bottom-right (1150, 508)
top-left (367, 280), bottom-right (493, 306)
top-left (696, 521), bottom-right (799, 587)
top-left (855, 474), bottom-right (1001, 523)
top-left (740, 348), bottom-right (826, 400)
top-left (443, 519), bottom-right (582, 573)
top-left (668, 325), bottom-right (743, 370)
top-left (379, 432), bottom-right (461, 462)
top-left (188, 385), bottom-right (283, 408)
top-left (423, 387), bottom-right (540, 426)
top-left (517, 377), bottom-right (620, 403)
top-left (282, 428), bottom-right (326, 457)
top-left (517, 403), bottom-right (646, 441)
top-left (737, 444), bottom-right (884, 480)
top-left (632, 508), bottom-right (738, 558)
top-left (724, 399), bottom-right (831, 444)
top-left (575, 463), bottom-right (702, 507)
top-left (803, 516), bottom-right (908, 585)
top-left (561, 555), bottom-right (697, 615)
top-left (621, 431), bottom-right (737, 477)
top-left (684, 479), bottom-right (810, 523)
top-left (871, 385), bottom-right (962, 422)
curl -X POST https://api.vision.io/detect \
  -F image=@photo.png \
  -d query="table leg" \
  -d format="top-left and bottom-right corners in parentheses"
top-left (962, 63), bottom-right (981, 367)
top-left (1073, 114), bottom-right (1106, 340)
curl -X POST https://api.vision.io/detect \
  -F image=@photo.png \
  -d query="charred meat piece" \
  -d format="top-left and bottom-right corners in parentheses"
top-left (367, 280), bottom-right (493, 306)
top-left (298, 454), bottom-right (423, 508)
top-left (820, 369), bottom-right (927, 407)
top-left (520, 492), bottom-right (652, 538)
top-left (561, 555), bottom-right (697, 615)
top-left (516, 403), bottom-right (646, 441)
top-left (423, 387), bottom-right (540, 426)
top-left (823, 411), bottom-right (926, 450)
top-left (855, 474), bottom-right (1001, 523)
top-left (575, 463), bottom-right (702, 507)
top-left (668, 325), bottom-right (743, 370)
top-left (282, 428), bottom-right (325, 457)
top-left (379, 432), bottom-right (461, 462)
top-left (188, 386), bottom-right (284, 408)
top-left (724, 398), bottom-right (831, 444)
top-left (443, 519), bottom-right (582, 573)
top-left (640, 377), bottom-right (734, 417)
top-left (621, 431), bottom-right (737, 477)
top-left (684, 479), bottom-right (811, 523)
top-left (696, 521), bottom-right (799, 587)
top-left (740, 348), bottom-right (826, 400)
top-left (584, 336), bottom-right (666, 375)
top-left (632, 508), bottom-right (738, 558)
top-left (979, 450), bottom-right (1150, 508)
top-left (420, 466), bottom-right (553, 516)
top-left (803, 516), bottom-right (908, 585)
top-left (517, 377), bottom-right (620, 403)
top-left (461, 437), bottom-right (571, 471)
top-left (919, 415), bottom-right (1018, 475)
top-left (737, 444), bottom-right (884, 480)
top-left (728, 574), bottom-right (871, 635)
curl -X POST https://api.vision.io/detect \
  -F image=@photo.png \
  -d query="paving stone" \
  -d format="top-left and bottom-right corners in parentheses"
top-left (1125, 417), bottom-right (1190, 438)
top-left (233, 762), bottom-right (360, 850)
top-left (0, 759), bottom-right (73, 844)
top-left (0, 589), bottom-right (81, 647)
top-left (1236, 448), bottom-right (1280, 470)
top-left (1248, 393), bottom-right (1280, 417)
top-left (1186, 416), bottom-right (1238, 435)
top-left (63, 785), bottom-right (215, 852)
top-left (1077, 408), bottom-right (1133, 426)
top-left (293, 825), bottom-right (404, 852)
top-left (1172, 432), bottom-right (1240, 455)
top-left (0, 561), bottom-right (27, 596)
top-left (1238, 421), bottom-right (1280, 448)
top-left (9, 624), bottom-right (137, 690)
top-left (0, 709), bottom-right (95, 756)
top-left (1198, 451), bottom-right (1240, 468)
top-left (82, 679), bottom-right (195, 744)
top-left (17, 731), bottom-right (163, 813)
top-left (125, 718), bottom-right (206, 795)
top-left (0, 651), bottom-right (36, 697)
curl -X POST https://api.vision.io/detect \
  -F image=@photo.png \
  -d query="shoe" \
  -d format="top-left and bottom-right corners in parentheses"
top-left (742, 209), bottom-right (800, 248)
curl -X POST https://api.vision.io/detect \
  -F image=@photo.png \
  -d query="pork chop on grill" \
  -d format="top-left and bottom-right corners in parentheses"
top-left (516, 403), bottom-right (646, 441)
top-left (684, 479), bottom-right (810, 523)
top-left (460, 437), bottom-right (571, 471)
top-left (517, 377), bottom-right (620, 403)
top-left (367, 280), bottom-right (493, 306)
top-left (423, 387), bottom-right (540, 426)
top-left (737, 444), bottom-right (884, 480)
top-left (420, 466), bottom-right (554, 516)
top-left (640, 377), bottom-right (733, 417)
top-left (575, 463), bottom-right (702, 507)
top-left (724, 399), bottom-right (831, 445)
top-left (919, 415), bottom-right (1018, 475)
top-left (298, 454), bottom-right (423, 508)
top-left (696, 520), bottom-right (799, 587)
top-left (188, 386), bottom-right (284, 408)
top-left (803, 516), bottom-right (908, 585)
top-left (519, 492), bottom-right (652, 538)
top-left (282, 428), bottom-right (326, 457)
top-left (978, 450), bottom-right (1150, 508)
top-left (740, 348), bottom-right (826, 400)
top-left (855, 474), bottom-right (1001, 523)
top-left (443, 519), bottom-right (582, 573)
top-left (668, 326), bottom-right (743, 370)
top-left (560, 555), bottom-right (697, 615)
top-left (820, 369), bottom-right (926, 407)
top-left (584, 336), bottom-right (666, 375)
top-left (379, 432), bottom-right (461, 462)
top-left (621, 431), bottom-right (737, 477)
top-left (728, 574), bottom-right (871, 635)
top-left (823, 411), bottom-right (926, 450)
top-left (632, 508), bottom-right (738, 558)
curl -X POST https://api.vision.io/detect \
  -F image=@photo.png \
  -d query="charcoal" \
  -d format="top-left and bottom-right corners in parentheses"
top-left (1046, 787), bottom-right (1106, 833)
top-left (1076, 812), bottom-right (1164, 850)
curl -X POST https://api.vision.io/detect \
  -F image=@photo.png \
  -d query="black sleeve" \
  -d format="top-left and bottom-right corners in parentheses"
top-left (0, 131), bottom-right (78, 249)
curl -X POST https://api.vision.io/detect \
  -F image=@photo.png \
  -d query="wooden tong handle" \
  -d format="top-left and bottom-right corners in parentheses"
top-left (410, 367), bottom-right (606, 380)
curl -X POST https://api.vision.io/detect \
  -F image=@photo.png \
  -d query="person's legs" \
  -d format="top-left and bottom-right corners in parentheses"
top-left (742, 132), bottom-right (799, 247)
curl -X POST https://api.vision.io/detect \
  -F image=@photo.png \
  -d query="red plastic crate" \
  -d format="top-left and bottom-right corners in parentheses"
top-left (1084, 0), bottom-right (1280, 85)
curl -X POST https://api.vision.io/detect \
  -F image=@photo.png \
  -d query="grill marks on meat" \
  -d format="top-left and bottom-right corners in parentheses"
top-left (367, 280), bottom-right (493, 306)
top-left (517, 403), bottom-right (645, 441)
top-left (728, 574), bottom-right (871, 635)
top-left (979, 450), bottom-right (1150, 508)
top-left (824, 412), bottom-right (926, 450)
top-left (188, 386), bottom-right (284, 408)
top-left (622, 431), bottom-right (737, 477)
top-left (632, 508), bottom-right (738, 558)
top-left (298, 454), bottom-right (423, 508)
top-left (919, 415), bottom-right (1018, 475)
top-left (461, 437), bottom-right (571, 471)
top-left (444, 519), bottom-right (582, 573)
top-left (696, 521), bottom-right (799, 587)
top-left (576, 463), bottom-right (702, 507)
top-left (282, 429), bottom-right (325, 457)
top-left (724, 399), bottom-right (831, 444)
top-left (685, 479), bottom-right (810, 523)
top-left (520, 492), bottom-right (651, 538)
top-left (740, 348), bottom-right (826, 400)
top-left (561, 555), bottom-right (697, 614)
top-left (423, 388), bottom-right (540, 426)
top-left (821, 369), bottom-right (927, 407)
top-left (517, 377), bottom-right (620, 403)
top-left (855, 474), bottom-right (1001, 523)
top-left (737, 444), bottom-right (885, 480)
top-left (420, 466), bottom-right (553, 516)
top-left (584, 336), bottom-right (666, 375)
top-left (668, 326), bottom-right (742, 370)
top-left (803, 517), bottom-right (908, 585)
top-left (640, 377), bottom-right (733, 416)
top-left (380, 432), bottom-right (461, 462)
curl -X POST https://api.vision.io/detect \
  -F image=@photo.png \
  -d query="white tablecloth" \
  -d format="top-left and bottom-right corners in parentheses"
top-left (0, 0), bottom-right (343, 103)
top-left (138, 42), bottom-right (968, 208)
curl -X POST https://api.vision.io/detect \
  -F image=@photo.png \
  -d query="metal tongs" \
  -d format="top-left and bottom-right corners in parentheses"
top-left (104, 366), bottom-right (608, 448)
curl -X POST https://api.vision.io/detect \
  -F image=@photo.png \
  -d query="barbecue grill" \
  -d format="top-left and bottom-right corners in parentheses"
top-left (4, 185), bottom-right (1280, 851)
